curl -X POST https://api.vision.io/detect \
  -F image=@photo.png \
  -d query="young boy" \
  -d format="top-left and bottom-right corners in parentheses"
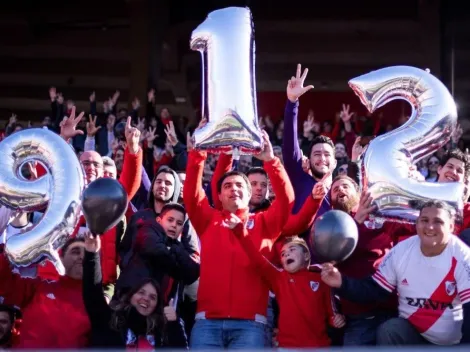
top-left (224, 213), bottom-right (345, 348)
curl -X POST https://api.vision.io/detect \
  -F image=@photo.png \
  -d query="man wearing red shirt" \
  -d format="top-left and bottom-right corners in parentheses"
top-left (183, 131), bottom-right (294, 349)
top-left (0, 238), bottom-right (90, 348)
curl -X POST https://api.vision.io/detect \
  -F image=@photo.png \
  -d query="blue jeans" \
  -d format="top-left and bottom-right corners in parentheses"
top-left (190, 319), bottom-right (266, 349)
top-left (343, 313), bottom-right (394, 346)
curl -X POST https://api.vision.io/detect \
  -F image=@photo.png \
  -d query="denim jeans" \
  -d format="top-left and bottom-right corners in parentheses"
top-left (343, 313), bottom-right (395, 346)
top-left (190, 318), bottom-right (266, 349)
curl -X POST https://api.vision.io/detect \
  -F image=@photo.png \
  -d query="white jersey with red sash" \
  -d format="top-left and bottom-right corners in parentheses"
top-left (373, 235), bottom-right (470, 345)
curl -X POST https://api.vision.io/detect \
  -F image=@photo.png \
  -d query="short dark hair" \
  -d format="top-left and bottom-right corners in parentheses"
top-left (440, 148), bottom-right (470, 178)
top-left (61, 238), bottom-right (85, 257)
top-left (311, 135), bottom-right (334, 150)
top-left (217, 171), bottom-right (251, 194)
top-left (418, 200), bottom-right (455, 220)
top-left (159, 202), bottom-right (186, 219)
top-left (331, 175), bottom-right (359, 192)
top-left (246, 167), bottom-right (267, 179)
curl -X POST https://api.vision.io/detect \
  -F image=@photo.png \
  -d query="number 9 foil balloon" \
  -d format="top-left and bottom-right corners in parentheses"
top-left (190, 7), bottom-right (263, 155)
top-left (0, 128), bottom-right (85, 274)
top-left (349, 66), bottom-right (464, 223)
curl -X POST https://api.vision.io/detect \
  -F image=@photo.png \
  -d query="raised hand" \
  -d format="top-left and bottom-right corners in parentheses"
top-left (254, 130), bottom-right (274, 162)
top-left (60, 106), bottom-right (84, 141)
top-left (340, 104), bottom-right (354, 123)
top-left (89, 91), bottom-right (96, 102)
top-left (303, 114), bottom-right (315, 138)
top-left (84, 232), bottom-right (101, 253)
top-left (286, 63), bottom-right (314, 103)
top-left (146, 126), bottom-right (157, 145)
top-left (452, 123), bottom-right (463, 144)
top-left (86, 115), bottom-right (101, 137)
top-left (320, 263), bottom-right (342, 288)
top-left (353, 190), bottom-right (377, 224)
top-left (136, 117), bottom-right (146, 132)
top-left (49, 87), bottom-right (57, 102)
top-left (164, 120), bottom-right (178, 147)
top-left (125, 116), bottom-right (141, 154)
top-left (351, 137), bottom-right (364, 162)
top-left (148, 89), bottom-right (155, 103)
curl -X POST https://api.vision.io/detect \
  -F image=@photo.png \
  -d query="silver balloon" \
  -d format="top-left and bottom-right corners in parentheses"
top-left (349, 66), bottom-right (464, 223)
top-left (0, 129), bottom-right (85, 275)
top-left (311, 210), bottom-right (358, 263)
top-left (190, 7), bottom-right (263, 155)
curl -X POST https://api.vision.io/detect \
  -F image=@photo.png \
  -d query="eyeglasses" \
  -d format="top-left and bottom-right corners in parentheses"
top-left (81, 160), bottom-right (103, 168)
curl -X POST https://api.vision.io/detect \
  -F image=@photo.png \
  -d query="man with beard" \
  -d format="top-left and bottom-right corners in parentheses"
top-left (282, 65), bottom-right (335, 216)
top-left (325, 175), bottom-right (404, 345)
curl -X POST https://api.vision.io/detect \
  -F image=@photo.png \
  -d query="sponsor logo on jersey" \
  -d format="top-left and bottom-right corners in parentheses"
top-left (310, 281), bottom-right (319, 292)
top-left (406, 297), bottom-right (453, 310)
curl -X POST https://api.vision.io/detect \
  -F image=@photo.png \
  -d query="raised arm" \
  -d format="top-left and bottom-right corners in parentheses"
top-left (119, 117), bottom-right (143, 200)
top-left (257, 132), bottom-right (295, 240)
top-left (83, 235), bottom-right (112, 328)
top-left (183, 149), bottom-right (216, 237)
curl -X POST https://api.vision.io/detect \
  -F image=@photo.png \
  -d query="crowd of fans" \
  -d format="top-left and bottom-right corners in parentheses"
top-left (0, 63), bottom-right (469, 349)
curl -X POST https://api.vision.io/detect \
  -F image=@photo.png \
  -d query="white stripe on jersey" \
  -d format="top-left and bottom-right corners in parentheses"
top-left (373, 235), bottom-right (470, 345)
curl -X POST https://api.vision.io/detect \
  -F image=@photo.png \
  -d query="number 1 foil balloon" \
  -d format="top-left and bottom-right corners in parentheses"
top-left (0, 128), bottom-right (85, 274)
top-left (349, 66), bottom-right (464, 223)
top-left (190, 7), bottom-right (263, 155)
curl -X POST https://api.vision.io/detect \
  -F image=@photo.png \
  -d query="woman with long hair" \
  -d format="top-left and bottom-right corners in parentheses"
top-left (82, 233), bottom-right (187, 349)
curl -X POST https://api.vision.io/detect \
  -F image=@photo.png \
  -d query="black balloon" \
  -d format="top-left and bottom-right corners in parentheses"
top-left (81, 178), bottom-right (128, 235)
top-left (311, 210), bottom-right (358, 263)
top-left (114, 121), bottom-right (126, 141)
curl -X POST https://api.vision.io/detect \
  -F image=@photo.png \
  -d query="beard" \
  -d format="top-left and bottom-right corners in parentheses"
top-left (311, 167), bottom-right (328, 179)
top-left (332, 196), bottom-right (358, 214)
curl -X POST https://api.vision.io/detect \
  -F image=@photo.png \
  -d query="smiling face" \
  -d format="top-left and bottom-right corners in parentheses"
top-left (130, 282), bottom-right (158, 316)
top-left (218, 174), bottom-right (251, 212)
top-left (280, 243), bottom-right (310, 274)
top-left (153, 172), bottom-right (175, 202)
top-left (437, 157), bottom-right (465, 183)
top-left (310, 143), bottom-right (337, 179)
top-left (416, 206), bottom-right (453, 256)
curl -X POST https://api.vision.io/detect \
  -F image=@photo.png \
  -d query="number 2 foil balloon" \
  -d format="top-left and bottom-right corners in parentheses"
top-left (0, 128), bottom-right (85, 274)
top-left (349, 66), bottom-right (464, 223)
top-left (190, 7), bottom-right (263, 155)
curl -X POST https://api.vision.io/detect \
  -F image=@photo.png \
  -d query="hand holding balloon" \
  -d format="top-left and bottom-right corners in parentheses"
top-left (321, 263), bottom-right (342, 288)
top-left (286, 64), bottom-right (314, 103)
top-left (254, 131), bottom-right (274, 162)
top-left (84, 232), bottom-right (101, 253)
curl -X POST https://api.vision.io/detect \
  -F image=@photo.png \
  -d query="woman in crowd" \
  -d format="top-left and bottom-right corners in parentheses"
top-left (82, 232), bottom-right (187, 349)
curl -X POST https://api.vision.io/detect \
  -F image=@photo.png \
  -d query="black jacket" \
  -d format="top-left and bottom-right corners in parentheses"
top-left (83, 251), bottom-right (188, 349)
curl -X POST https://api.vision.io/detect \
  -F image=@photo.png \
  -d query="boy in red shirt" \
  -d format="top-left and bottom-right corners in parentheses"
top-left (224, 213), bottom-right (345, 348)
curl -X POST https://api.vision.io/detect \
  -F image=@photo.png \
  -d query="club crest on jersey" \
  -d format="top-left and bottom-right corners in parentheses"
top-left (445, 281), bottom-right (456, 296)
top-left (310, 281), bottom-right (319, 292)
top-left (246, 218), bottom-right (255, 229)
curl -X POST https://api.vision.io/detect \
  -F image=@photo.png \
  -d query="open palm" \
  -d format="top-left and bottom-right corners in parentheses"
top-left (287, 64), bottom-right (314, 103)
